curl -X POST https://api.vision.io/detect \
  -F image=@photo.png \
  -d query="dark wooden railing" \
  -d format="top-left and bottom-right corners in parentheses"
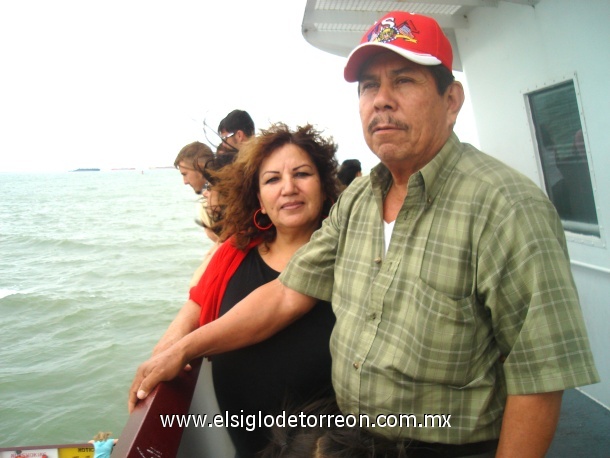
top-left (113, 358), bottom-right (202, 457)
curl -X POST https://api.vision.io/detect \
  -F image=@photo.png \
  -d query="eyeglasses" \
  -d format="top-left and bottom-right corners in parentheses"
top-left (220, 132), bottom-right (236, 142)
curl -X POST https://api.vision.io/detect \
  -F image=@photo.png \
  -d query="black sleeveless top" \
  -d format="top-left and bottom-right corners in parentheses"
top-left (212, 247), bottom-right (335, 458)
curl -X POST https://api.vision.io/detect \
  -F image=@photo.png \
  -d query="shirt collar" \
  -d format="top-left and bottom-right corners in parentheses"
top-left (419, 132), bottom-right (463, 205)
top-left (369, 133), bottom-right (463, 205)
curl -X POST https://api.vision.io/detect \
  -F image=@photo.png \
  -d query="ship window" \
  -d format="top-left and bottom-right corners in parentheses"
top-left (528, 80), bottom-right (599, 237)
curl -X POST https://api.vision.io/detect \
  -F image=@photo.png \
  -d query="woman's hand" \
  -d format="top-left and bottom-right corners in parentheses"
top-left (128, 343), bottom-right (190, 413)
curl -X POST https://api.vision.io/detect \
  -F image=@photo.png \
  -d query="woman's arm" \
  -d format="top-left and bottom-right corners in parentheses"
top-left (128, 279), bottom-right (316, 412)
top-left (151, 299), bottom-right (200, 356)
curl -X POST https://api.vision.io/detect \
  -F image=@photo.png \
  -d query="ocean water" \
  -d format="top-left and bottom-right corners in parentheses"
top-left (0, 170), bottom-right (211, 448)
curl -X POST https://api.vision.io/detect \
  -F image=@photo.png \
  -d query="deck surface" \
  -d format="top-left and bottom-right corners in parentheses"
top-left (547, 388), bottom-right (610, 457)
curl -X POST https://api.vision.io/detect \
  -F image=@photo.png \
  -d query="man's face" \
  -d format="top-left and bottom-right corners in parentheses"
top-left (218, 130), bottom-right (239, 154)
top-left (178, 161), bottom-right (206, 194)
top-left (358, 52), bottom-right (461, 173)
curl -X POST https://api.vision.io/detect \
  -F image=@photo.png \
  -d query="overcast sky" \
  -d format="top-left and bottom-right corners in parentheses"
top-left (0, 0), bottom-right (478, 174)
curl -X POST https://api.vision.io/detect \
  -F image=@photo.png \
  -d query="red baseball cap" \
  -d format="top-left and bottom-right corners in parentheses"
top-left (344, 11), bottom-right (453, 82)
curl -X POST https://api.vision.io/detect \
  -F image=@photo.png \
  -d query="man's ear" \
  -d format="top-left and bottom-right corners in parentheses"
top-left (235, 130), bottom-right (247, 143)
top-left (445, 81), bottom-right (465, 128)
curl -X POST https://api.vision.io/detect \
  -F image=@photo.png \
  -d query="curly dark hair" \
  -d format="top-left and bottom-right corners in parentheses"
top-left (259, 397), bottom-right (411, 458)
top-left (212, 123), bottom-right (339, 250)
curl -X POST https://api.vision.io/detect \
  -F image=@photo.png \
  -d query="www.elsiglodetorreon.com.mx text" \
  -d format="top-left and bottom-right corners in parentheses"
top-left (160, 411), bottom-right (452, 432)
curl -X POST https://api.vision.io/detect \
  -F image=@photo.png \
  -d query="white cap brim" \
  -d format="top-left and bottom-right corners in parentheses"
top-left (344, 42), bottom-right (442, 82)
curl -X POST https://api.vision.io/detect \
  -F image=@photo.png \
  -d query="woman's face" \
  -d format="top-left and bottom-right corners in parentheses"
top-left (257, 144), bottom-right (325, 237)
top-left (202, 186), bottom-right (221, 223)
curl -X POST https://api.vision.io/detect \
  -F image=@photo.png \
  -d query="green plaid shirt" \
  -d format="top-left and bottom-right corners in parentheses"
top-left (280, 133), bottom-right (598, 443)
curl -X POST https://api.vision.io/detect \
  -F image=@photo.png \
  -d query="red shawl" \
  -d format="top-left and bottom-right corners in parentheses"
top-left (189, 236), bottom-right (261, 327)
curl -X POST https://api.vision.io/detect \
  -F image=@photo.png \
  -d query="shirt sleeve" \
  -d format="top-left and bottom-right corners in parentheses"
top-left (279, 194), bottom-right (343, 302)
top-left (478, 194), bottom-right (599, 394)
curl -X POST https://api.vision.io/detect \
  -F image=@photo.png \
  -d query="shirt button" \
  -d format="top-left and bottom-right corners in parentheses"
top-left (369, 313), bottom-right (376, 320)
top-left (374, 257), bottom-right (382, 264)
top-left (353, 361), bottom-right (360, 369)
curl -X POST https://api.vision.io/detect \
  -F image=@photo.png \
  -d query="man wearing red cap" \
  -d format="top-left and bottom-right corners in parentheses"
top-left (131, 11), bottom-right (598, 457)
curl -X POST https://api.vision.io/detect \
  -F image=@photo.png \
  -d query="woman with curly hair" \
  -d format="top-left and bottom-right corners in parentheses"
top-left (130, 123), bottom-right (339, 457)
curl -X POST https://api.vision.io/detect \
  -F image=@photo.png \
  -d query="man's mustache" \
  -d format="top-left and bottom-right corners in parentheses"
top-left (368, 116), bottom-right (408, 135)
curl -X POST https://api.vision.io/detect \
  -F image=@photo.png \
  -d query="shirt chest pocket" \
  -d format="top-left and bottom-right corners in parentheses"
top-left (388, 277), bottom-right (478, 387)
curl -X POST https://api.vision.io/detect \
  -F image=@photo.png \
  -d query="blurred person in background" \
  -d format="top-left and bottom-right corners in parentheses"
top-left (216, 109), bottom-right (255, 154)
top-left (337, 158), bottom-right (362, 192)
top-left (188, 151), bottom-right (239, 287)
top-left (174, 141), bottom-right (214, 195)
top-left (173, 141), bottom-right (218, 287)
top-left (88, 431), bottom-right (117, 458)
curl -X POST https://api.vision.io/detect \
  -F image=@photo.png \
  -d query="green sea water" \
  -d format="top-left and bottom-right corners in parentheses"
top-left (0, 170), bottom-right (211, 448)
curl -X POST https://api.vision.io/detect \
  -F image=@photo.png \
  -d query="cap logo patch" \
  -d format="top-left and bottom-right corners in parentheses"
top-left (367, 17), bottom-right (417, 45)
